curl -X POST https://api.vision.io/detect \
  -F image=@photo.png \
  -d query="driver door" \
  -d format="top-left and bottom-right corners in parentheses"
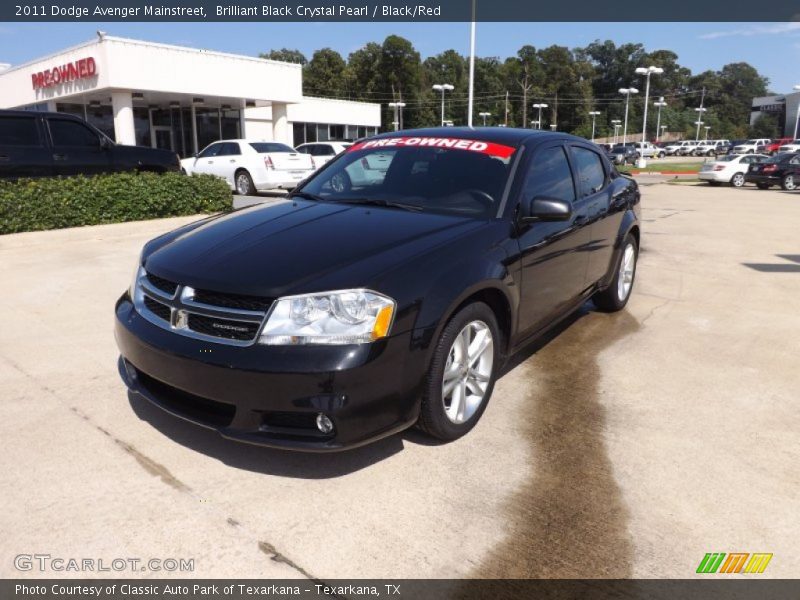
top-left (513, 142), bottom-right (593, 338)
top-left (191, 142), bottom-right (225, 176)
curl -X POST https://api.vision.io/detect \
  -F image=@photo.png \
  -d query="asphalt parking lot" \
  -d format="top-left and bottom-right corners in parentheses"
top-left (1, 181), bottom-right (799, 580)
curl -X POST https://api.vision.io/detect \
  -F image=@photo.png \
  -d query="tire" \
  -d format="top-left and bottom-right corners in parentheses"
top-left (756, 183), bottom-right (770, 190)
top-left (658, 151), bottom-right (666, 158)
top-left (730, 172), bottom-right (745, 187)
top-left (234, 170), bottom-right (255, 195)
top-left (592, 234), bottom-right (638, 313)
top-left (417, 302), bottom-right (500, 441)
top-left (781, 173), bottom-right (797, 190)
top-left (707, 150), bottom-right (714, 156)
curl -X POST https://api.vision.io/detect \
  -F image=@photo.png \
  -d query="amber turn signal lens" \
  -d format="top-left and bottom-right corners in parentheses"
top-left (371, 305), bottom-right (394, 340)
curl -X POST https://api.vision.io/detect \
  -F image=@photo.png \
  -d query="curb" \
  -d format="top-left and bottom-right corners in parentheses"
top-left (629, 171), bottom-right (698, 176)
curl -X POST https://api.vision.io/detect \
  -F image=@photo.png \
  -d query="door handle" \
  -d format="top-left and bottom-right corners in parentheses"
top-left (53, 154), bottom-right (68, 161)
top-left (0, 154), bottom-right (9, 162)
top-left (229, 159), bottom-right (236, 163)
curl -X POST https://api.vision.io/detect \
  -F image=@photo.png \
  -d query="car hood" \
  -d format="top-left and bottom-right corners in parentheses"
top-left (142, 199), bottom-right (482, 297)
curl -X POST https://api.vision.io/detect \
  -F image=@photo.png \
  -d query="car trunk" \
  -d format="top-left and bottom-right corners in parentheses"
top-left (262, 152), bottom-right (313, 171)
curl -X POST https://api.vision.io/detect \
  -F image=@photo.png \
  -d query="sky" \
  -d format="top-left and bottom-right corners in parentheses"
top-left (1, 21), bottom-right (799, 94)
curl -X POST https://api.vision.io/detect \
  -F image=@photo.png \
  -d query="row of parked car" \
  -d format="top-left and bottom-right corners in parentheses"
top-left (597, 137), bottom-right (800, 165)
top-left (698, 151), bottom-right (800, 190)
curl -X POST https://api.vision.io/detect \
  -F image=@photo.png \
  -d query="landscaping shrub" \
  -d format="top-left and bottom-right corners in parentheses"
top-left (0, 172), bottom-right (232, 234)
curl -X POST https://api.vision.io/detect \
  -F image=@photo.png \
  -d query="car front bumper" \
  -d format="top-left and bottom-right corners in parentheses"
top-left (115, 295), bottom-right (428, 451)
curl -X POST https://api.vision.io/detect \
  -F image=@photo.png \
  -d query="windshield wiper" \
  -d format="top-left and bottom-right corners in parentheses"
top-left (334, 197), bottom-right (423, 212)
top-left (287, 191), bottom-right (325, 202)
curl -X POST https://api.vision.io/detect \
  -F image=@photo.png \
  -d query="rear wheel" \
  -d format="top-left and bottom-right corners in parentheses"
top-left (235, 170), bottom-right (255, 195)
top-left (781, 173), bottom-right (797, 190)
top-left (730, 172), bottom-right (745, 187)
top-left (417, 302), bottom-right (500, 441)
top-left (593, 234), bottom-right (638, 313)
top-left (756, 182), bottom-right (770, 190)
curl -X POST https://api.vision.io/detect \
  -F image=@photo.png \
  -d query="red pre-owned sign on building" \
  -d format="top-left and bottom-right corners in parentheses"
top-left (31, 57), bottom-right (97, 89)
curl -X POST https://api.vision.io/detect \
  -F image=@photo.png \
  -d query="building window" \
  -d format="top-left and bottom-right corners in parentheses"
top-left (293, 123), bottom-right (305, 145)
top-left (195, 107), bottom-right (220, 151)
top-left (221, 109), bottom-right (241, 140)
top-left (84, 105), bottom-right (114, 139)
top-left (133, 108), bottom-right (151, 147)
top-left (329, 124), bottom-right (345, 140)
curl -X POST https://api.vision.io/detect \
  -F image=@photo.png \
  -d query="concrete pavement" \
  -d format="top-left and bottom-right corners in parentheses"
top-left (1, 183), bottom-right (798, 580)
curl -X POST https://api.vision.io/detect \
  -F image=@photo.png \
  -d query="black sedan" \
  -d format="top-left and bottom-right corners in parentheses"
top-left (606, 144), bottom-right (638, 165)
top-left (115, 128), bottom-right (641, 451)
top-left (745, 152), bottom-right (800, 189)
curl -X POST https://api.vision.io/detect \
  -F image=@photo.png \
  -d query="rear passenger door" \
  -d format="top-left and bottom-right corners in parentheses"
top-left (571, 143), bottom-right (619, 285)
top-left (46, 117), bottom-right (110, 176)
top-left (0, 114), bottom-right (53, 179)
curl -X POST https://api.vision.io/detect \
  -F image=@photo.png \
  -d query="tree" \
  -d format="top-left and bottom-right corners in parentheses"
top-left (750, 113), bottom-right (780, 138)
top-left (303, 48), bottom-right (347, 97)
top-left (259, 48), bottom-right (307, 65)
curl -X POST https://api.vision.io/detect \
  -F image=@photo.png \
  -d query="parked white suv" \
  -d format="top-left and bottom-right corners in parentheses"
top-left (732, 138), bottom-right (771, 154)
top-left (666, 140), bottom-right (700, 156)
top-left (695, 139), bottom-right (730, 156)
top-left (632, 141), bottom-right (665, 158)
top-left (181, 140), bottom-right (315, 195)
top-left (778, 139), bottom-right (800, 153)
top-left (295, 141), bottom-right (352, 170)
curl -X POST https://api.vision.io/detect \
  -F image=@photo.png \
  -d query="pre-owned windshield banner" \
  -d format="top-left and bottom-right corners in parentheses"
top-left (347, 137), bottom-right (516, 159)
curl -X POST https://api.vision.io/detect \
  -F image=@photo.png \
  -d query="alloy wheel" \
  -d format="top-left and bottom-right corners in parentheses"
top-left (617, 243), bottom-right (636, 302)
top-left (441, 320), bottom-right (494, 425)
top-left (236, 174), bottom-right (250, 195)
top-left (784, 175), bottom-right (796, 190)
top-left (731, 173), bottom-right (745, 187)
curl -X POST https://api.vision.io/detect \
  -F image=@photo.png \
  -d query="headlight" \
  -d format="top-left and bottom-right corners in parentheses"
top-left (259, 289), bottom-right (395, 345)
top-left (130, 261), bottom-right (144, 299)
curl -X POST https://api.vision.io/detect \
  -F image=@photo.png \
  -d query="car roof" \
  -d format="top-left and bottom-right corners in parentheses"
top-left (367, 126), bottom-right (583, 148)
top-left (0, 109), bottom-right (82, 119)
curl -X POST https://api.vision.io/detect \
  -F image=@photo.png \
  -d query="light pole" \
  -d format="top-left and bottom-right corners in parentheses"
top-left (589, 110), bottom-right (601, 141)
top-left (635, 66), bottom-right (663, 145)
top-left (704, 126), bottom-right (711, 141)
top-left (694, 107), bottom-right (707, 141)
top-left (388, 102), bottom-right (406, 131)
top-left (653, 97), bottom-right (667, 142)
top-left (619, 87), bottom-right (639, 145)
top-left (432, 83), bottom-right (454, 127)
top-left (611, 119), bottom-right (621, 144)
top-left (479, 111), bottom-right (491, 126)
top-left (532, 103), bottom-right (548, 129)
top-left (792, 85), bottom-right (800, 139)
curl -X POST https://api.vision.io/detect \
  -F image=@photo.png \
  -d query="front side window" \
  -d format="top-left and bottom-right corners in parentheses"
top-left (571, 146), bottom-right (606, 196)
top-left (521, 145), bottom-right (576, 204)
top-left (198, 143), bottom-right (224, 158)
top-left (0, 117), bottom-right (40, 146)
top-left (297, 136), bottom-right (516, 219)
top-left (48, 119), bottom-right (99, 148)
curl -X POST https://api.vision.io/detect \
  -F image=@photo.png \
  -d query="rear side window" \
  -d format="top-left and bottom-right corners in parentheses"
top-left (522, 146), bottom-right (576, 203)
top-left (48, 119), bottom-right (99, 147)
top-left (571, 146), bottom-right (606, 196)
top-left (219, 143), bottom-right (241, 156)
top-left (249, 142), bottom-right (294, 153)
top-left (0, 117), bottom-right (41, 146)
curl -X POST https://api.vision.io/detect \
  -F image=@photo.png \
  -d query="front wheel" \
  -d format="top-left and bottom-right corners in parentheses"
top-left (417, 302), bottom-right (500, 441)
top-left (593, 234), bottom-right (638, 312)
top-left (781, 173), bottom-right (797, 190)
top-left (658, 151), bottom-right (666, 158)
top-left (730, 172), bottom-right (745, 187)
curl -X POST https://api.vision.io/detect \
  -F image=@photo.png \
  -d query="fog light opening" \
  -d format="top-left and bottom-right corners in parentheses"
top-left (316, 413), bottom-right (334, 434)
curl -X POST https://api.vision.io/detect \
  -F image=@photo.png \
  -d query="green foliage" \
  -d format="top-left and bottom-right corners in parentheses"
top-left (0, 172), bottom-right (231, 235)
top-left (259, 48), bottom-right (307, 65)
top-left (261, 37), bottom-right (770, 138)
top-left (749, 113), bottom-right (780, 138)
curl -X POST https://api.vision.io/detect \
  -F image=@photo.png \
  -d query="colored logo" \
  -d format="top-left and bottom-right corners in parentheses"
top-left (696, 553), bottom-right (772, 574)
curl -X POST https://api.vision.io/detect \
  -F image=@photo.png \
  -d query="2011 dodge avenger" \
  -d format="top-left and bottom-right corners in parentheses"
top-left (115, 127), bottom-right (641, 451)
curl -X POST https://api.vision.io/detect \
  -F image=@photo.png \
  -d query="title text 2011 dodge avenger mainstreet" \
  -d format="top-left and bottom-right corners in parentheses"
top-left (115, 128), bottom-right (640, 451)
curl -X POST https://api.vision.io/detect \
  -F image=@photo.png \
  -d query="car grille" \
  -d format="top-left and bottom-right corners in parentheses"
top-left (135, 269), bottom-right (271, 346)
top-left (146, 272), bottom-right (178, 296)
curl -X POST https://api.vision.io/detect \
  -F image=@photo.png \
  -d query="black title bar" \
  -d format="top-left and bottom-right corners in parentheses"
top-left (4, 0), bottom-right (800, 22)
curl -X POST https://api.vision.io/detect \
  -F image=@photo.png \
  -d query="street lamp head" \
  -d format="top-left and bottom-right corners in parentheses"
top-left (619, 87), bottom-right (639, 95)
top-left (532, 103), bottom-right (548, 108)
top-left (589, 111), bottom-right (601, 116)
top-left (636, 66), bottom-right (664, 75)
top-left (432, 83), bottom-right (454, 92)
top-left (695, 107), bottom-right (707, 113)
top-left (479, 112), bottom-right (491, 116)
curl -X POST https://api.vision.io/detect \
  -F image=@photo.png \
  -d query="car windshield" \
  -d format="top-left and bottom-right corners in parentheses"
top-left (295, 136), bottom-right (516, 219)
top-left (717, 155), bottom-right (737, 162)
top-left (249, 142), bottom-right (295, 153)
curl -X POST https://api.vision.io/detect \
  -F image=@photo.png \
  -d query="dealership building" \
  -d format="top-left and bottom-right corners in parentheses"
top-left (0, 35), bottom-right (381, 156)
top-left (750, 90), bottom-right (800, 137)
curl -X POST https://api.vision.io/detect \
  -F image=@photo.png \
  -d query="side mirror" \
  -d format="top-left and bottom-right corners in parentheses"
top-left (99, 136), bottom-right (112, 149)
top-left (522, 196), bottom-right (572, 223)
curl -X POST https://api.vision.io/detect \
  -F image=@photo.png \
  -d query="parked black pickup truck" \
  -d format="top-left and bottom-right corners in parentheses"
top-left (0, 110), bottom-right (180, 179)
